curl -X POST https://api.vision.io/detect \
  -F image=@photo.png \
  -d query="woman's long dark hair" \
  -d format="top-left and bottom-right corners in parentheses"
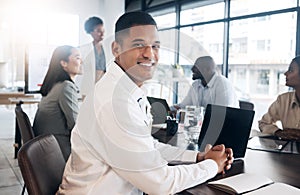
top-left (40, 45), bottom-right (74, 96)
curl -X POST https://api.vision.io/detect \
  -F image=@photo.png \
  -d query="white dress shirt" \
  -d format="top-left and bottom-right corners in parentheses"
top-left (58, 62), bottom-right (218, 195)
top-left (177, 73), bottom-right (239, 109)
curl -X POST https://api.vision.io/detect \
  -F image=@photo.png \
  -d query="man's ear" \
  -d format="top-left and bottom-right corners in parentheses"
top-left (112, 41), bottom-right (121, 57)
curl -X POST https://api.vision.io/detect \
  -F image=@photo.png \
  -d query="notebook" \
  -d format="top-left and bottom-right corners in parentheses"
top-left (197, 104), bottom-right (255, 158)
top-left (147, 97), bottom-right (171, 124)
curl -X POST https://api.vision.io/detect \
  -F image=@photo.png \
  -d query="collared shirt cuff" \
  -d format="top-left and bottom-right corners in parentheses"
top-left (198, 159), bottom-right (218, 178)
top-left (181, 150), bottom-right (199, 162)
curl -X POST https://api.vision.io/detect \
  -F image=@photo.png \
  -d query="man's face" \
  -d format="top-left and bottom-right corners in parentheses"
top-left (113, 25), bottom-right (160, 86)
top-left (191, 64), bottom-right (204, 81)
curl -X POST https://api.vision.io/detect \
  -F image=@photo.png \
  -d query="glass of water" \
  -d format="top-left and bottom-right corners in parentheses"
top-left (185, 106), bottom-right (204, 149)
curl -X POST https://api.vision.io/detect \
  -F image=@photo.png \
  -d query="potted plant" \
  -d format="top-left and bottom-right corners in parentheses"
top-left (171, 63), bottom-right (184, 77)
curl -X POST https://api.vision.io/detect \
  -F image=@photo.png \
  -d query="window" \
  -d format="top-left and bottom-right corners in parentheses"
top-left (256, 40), bottom-right (266, 51)
top-left (181, 1), bottom-right (225, 25)
top-left (228, 12), bottom-right (296, 129)
top-left (25, 13), bottom-right (79, 93)
top-left (231, 0), bottom-right (297, 17)
top-left (255, 40), bottom-right (271, 52)
top-left (180, 23), bottom-right (224, 65)
top-left (151, 8), bottom-right (176, 29)
top-left (231, 37), bottom-right (248, 53)
top-left (1, 11), bottom-right (79, 91)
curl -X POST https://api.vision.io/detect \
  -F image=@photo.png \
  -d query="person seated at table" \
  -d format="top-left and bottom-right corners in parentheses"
top-left (33, 45), bottom-right (82, 160)
top-left (172, 56), bottom-right (239, 110)
top-left (57, 11), bottom-right (234, 195)
top-left (259, 56), bottom-right (300, 141)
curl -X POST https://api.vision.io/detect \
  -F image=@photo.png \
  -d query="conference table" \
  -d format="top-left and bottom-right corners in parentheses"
top-left (151, 126), bottom-right (300, 194)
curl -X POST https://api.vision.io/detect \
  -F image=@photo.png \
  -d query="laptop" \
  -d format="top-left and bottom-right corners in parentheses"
top-left (147, 97), bottom-right (171, 124)
top-left (197, 104), bottom-right (255, 158)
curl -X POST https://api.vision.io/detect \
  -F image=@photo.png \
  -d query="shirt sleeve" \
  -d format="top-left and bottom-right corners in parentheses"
top-left (114, 159), bottom-right (218, 195)
top-left (258, 97), bottom-right (281, 134)
top-left (153, 139), bottom-right (198, 163)
top-left (214, 79), bottom-right (239, 108)
top-left (58, 82), bottom-right (79, 131)
top-left (177, 85), bottom-right (195, 109)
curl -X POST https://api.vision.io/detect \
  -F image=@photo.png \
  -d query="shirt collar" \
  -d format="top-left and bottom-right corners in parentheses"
top-left (291, 91), bottom-right (300, 108)
top-left (109, 62), bottom-right (146, 103)
top-left (197, 73), bottom-right (217, 88)
top-left (206, 73), bottom-right (217, 88)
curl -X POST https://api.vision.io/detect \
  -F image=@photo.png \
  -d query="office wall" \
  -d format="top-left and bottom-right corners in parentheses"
top-left (98, 0), bottom-right (124, 64)
top-left (0, 0), bottom-right (124, 87)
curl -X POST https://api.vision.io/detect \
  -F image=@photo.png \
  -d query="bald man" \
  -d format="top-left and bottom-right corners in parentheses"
top-left (173, 56), bottom-right (239, 110)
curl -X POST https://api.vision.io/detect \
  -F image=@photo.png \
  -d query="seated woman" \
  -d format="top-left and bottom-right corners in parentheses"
top-left (259, 56), bottom-right (300, 141)
top-left (33, 45), bottom-right (82, 160)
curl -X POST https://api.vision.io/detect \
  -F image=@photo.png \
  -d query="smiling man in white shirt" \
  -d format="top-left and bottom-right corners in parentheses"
top-left (57, 11), bottom-right (233, 195)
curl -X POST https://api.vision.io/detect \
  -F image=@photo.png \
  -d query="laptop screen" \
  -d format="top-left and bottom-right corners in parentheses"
top-left (147, 97), bottom-right (171, 124)
top-left (198, 104), bottom-right (255, 158)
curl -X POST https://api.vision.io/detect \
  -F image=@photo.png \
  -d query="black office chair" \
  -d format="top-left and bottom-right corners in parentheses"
top-left (15, 103), bottom-right (35, 144)
top-left (15, 102), bottom-right (36, 194)
top-left (18, 134), bottom-right (66, 195)
top-left (239, 100), bottom-right (254, 111)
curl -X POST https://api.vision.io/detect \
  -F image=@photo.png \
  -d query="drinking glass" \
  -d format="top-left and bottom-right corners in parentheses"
top-left (186, 106), bottom-right (204, 149)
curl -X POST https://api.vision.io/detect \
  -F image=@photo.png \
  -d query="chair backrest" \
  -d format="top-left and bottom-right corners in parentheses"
top-left (147, 96), bottom-right (171, 124)
top-left (15, 104), bottom-right (35, 144)
top-left (18, 134), bottom-right (66, 195)
top-left (239, 100), bottom-right (254, 111)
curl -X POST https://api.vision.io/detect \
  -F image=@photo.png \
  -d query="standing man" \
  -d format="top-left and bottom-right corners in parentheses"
top-left (58, 12), bottom-right (233, 195)
top-left (78, 16), bottom-right (106, 99)
top-left (173, 56), bottom-right (239, 110)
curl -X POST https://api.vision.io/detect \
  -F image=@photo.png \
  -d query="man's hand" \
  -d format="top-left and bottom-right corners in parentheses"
top-left (196, 144), bottom-right (213, 162)
top-left (224, 147), bottom-right (234, 171)
top-left (275, 129), bottom-right (300, 141)
top-left (200, 144), bottom-right (234, 174)
top-left (212, 145), bottom-right (234, 171)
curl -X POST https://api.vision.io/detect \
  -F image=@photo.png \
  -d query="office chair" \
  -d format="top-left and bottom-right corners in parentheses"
top-left (239, 100), bottom-right (254, 111)
top-left (15, 103), bottom-right (35, 144)
top-left (15, 102), bottom-right (36, 194)
top-left (18, 134), bottom-right (66, 195)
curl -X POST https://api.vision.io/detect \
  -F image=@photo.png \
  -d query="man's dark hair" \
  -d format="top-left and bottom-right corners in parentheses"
top-left (84, 16), bottom-right (104, 34)
top-left (115, 11), bottom-right (157, 43)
